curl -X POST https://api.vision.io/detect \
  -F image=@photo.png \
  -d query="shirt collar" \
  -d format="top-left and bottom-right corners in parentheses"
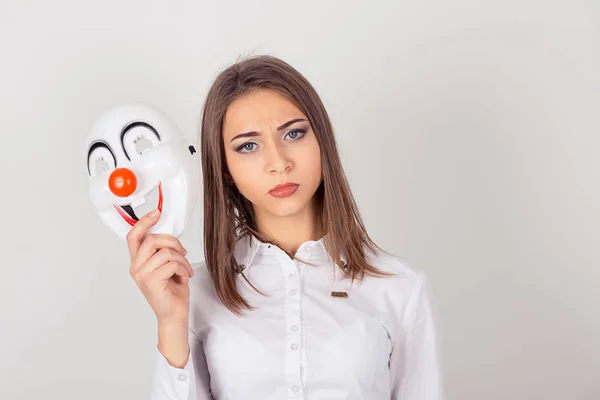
top-left (233, 234), bottom-right (347, 272)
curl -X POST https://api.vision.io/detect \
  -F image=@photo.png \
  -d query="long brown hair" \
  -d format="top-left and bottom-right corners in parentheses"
top-left (200, 55), bottom-right (393, 315)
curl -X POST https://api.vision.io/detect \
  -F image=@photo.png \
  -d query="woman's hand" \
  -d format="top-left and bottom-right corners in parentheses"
top-left (127, 209), bottom-right (195, 326)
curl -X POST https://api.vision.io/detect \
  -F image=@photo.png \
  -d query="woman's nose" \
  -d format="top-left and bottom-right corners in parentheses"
top-left (108, 167), bottom-right (138, 197)
top-left (266, 145), bottom-right (292, 174)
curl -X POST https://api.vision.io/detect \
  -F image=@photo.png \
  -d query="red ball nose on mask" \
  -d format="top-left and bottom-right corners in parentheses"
top-left (108, 168), bottom-right (137, 197)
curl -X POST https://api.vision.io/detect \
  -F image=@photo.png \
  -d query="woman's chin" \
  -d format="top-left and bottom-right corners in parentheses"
top-left (263, 198), bottom-right (310, 218)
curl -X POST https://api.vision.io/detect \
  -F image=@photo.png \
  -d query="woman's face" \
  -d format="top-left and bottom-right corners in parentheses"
top-left (222, 89), bottom-right (322, 219)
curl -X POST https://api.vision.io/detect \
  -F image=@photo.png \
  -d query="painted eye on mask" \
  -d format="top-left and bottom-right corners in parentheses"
top-left (87, 142), bottom-right (116, 177)
top-left (121, 122), bottom-right (161, 160)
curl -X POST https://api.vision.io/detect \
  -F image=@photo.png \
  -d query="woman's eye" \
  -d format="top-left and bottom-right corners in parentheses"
top-left (237, 142), bottom-right (257, 152)
top-left (285, 129), bottom-right (306, 140)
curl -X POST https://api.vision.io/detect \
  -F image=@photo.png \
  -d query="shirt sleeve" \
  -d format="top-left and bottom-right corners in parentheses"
top-left (390, 271), bottom-right (445, 399)
top-left (151, 327), bottom-right (213, 400)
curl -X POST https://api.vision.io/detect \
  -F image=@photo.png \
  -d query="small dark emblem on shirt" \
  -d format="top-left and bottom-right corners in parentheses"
top-left (330, 291), bottom-right (348, 298)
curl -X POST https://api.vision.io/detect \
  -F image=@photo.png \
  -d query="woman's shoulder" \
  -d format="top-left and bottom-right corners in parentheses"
top-left (188, 260), bottom-right (219, 298)
top-left (363, 250), bottom-right (437, 324)
top-left (367, 248), bottom-right (424, 280)
top-left (189, 260), bottom-right (211, 284)
top-left (190, 260), bottom-right (208, 272)
top-left (187, 260), bottom-right (225, 329)
top-left (364, 248), bottom-right (429, 296)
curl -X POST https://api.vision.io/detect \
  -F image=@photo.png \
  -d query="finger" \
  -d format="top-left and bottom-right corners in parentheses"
top-left (134, 234), bottom-right (187, 268)
top-left (136, 248), bottom-right (193, 279)
top-left (152, 261), bottom-right (189, 282)
top-left (126, 208), bottom-right (161, 261)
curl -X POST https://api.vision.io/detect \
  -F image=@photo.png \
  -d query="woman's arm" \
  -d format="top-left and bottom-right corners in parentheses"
top-left (151, 323), bottom-right (212, 400)
top-left (390, 271), bottom-right (445, 399)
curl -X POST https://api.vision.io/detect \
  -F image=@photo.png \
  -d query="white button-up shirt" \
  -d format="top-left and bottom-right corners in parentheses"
top-left (151, 235), bottom-right (444, 399)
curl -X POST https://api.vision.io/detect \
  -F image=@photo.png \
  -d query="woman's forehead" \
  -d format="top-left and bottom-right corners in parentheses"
top-left (223, 90), bottom-right (306, 137)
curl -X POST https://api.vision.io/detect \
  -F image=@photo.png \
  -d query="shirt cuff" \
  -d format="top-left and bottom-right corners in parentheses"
top-left (152, 345), bottom-right (194, 400)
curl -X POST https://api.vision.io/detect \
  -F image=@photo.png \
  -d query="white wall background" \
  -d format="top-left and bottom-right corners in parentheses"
top-left (1, 1), bottom-right (598, 399)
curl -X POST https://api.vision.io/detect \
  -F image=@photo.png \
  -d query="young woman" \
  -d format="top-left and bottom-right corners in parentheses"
top-left (128, 55), bottom-right (444, 399)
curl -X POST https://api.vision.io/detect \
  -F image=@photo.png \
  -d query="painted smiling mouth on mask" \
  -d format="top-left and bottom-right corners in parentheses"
top-left (113, 182), bottom-right (163, 226)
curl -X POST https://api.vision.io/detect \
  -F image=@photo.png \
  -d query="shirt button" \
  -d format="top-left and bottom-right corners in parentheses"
top-left (288, 272), bottom-right (295, 279)
top-left (178, 374), bottom-right (187, 382)
top-left (289, 289), bottom-right (296, 296)
top-left (291, 324), bottom-right (299, 332)
top-left (291, 385), bottom-right (300, 393)
top-left (290, 342), bottom-right (299, 350)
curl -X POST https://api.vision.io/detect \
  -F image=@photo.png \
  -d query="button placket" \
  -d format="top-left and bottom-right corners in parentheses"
top-left (284, 256), bottom-right (303, 397)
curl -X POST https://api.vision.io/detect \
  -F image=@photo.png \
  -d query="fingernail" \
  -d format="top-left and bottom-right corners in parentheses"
top-left (149, 209), bottom-right (159, 217)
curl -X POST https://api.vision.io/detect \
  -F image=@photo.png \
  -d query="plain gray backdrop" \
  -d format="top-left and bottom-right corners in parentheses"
top-left (1, 1), bottom-right (599, 399)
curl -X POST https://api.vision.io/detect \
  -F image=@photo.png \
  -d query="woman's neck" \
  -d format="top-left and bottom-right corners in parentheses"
top-left (254, 198), bottom-right (323, 258)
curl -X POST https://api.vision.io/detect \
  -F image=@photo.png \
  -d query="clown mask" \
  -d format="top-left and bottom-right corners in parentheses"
top-left (85, 102), bottom-right (200, 240)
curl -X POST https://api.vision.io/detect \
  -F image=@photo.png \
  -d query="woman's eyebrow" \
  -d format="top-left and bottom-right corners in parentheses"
top-left (229, 118), bottom-right (308, 143)
top-left (229, 131), bottom-right (259, 143)
top-left (277, 118), bottom-right (307, 130)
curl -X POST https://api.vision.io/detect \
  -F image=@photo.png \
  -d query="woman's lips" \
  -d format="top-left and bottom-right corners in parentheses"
top-left (269, 183), bottom-right (299, 198)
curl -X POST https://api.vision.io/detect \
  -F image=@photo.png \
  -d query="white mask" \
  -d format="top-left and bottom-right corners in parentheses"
top-left (85, 102), bottom-right (200, 240)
